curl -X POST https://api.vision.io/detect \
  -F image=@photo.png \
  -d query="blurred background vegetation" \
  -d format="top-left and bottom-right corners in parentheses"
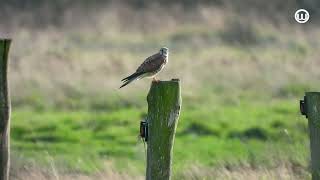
top-left (1, 0), bottom-right (319, 179)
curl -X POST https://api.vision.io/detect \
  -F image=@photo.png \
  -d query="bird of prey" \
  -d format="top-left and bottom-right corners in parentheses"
top-left (120, 47), bottom-right (169, 88)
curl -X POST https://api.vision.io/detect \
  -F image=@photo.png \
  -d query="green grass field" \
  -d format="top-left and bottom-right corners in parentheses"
top-left (11, 98), bottom-right (310, 178)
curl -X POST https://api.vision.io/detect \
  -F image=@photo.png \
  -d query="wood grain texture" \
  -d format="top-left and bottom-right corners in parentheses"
top-left (0, 39), bottom-right (11, 180)
top-left (146, 79), bottom-right (181, 180)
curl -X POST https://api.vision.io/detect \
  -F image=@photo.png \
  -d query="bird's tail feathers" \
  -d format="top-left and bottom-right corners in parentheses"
top-left (119, 79), bottom-right (134, 88)
top-left (120, 72), bottom-right (144, 88)
top-left (121, 72), bottom-right (144, 82)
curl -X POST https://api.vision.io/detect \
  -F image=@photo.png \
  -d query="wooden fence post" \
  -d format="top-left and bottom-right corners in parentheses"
top-left (146, 79), bottom-right (181, 180)
top-left (300, 92), bottom-right (320, 180)
top-left (0, 39), bottom-right (11, 180)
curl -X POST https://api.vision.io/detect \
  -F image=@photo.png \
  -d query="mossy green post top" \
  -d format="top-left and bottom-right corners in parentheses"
top-left (302, 92), bottom-right (320, 127)
top-left (146, 79), bottom-right (181, 180)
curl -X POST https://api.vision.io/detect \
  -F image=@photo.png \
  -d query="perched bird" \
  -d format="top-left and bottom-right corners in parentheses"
top-left (120, 47), bottom-right (169, 88)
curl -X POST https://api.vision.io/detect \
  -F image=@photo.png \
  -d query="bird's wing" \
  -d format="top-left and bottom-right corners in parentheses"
top-left (119, 53), bottom-right (166, 88)
top-left (135, 53), bottom-right (166, 74)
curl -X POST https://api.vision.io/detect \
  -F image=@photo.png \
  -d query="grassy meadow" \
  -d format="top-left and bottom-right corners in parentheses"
top-left (1, 1), bottom-right (319, 179)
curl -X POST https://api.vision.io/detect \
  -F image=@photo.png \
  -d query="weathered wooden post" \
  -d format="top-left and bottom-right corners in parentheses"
top-left (144, 79), bottom-right (181, 180)
top-left (0, 39), bottom-right (11, 180)
top-left (300, 92), bottom-right (320, 180)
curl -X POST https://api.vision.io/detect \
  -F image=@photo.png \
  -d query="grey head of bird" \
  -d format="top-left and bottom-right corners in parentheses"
top-left (159, 47), bottom-right (169, 57)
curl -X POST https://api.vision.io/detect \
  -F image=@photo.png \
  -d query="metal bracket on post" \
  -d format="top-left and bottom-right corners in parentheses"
top-left (140, 120), bottom-right (148, 142)
top-left (300, 95), bottom-right (307, 118)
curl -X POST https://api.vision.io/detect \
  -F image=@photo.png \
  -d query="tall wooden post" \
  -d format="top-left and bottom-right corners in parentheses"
top-left (0, 39), bottom-right (11, 180)
top-left (301, 92), bottom-right (320, 180)
top-left (146, 79), bottom-right (181, 180)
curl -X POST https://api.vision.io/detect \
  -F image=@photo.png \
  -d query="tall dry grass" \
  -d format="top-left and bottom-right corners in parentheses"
top-left (10, 163), bottom-right (309, 180)
top-left (179, 163), bottom-right (309, 180)
top-left (10, 162), bottom-right (143, 180)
